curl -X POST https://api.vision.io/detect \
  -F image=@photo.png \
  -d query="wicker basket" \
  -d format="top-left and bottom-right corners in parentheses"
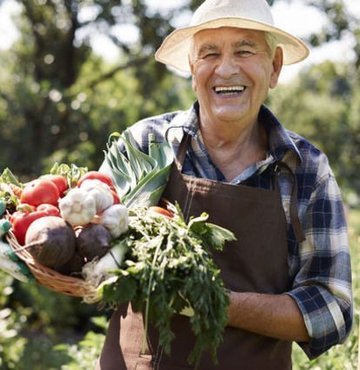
top-left (6, 231), bottom-right (99, 302)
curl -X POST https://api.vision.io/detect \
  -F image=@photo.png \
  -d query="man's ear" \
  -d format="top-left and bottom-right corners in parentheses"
top-left (269, 47), bottom-right (283, 89)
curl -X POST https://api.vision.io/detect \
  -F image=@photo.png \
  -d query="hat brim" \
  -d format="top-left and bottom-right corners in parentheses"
top-left (155, 17), bottom-right (310, 74)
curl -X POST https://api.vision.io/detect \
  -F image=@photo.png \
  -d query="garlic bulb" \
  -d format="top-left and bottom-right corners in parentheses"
top-left (99, 204), bottom-right (129, 238)
top-left (79, 179), bottom-right (114, 213)
top-left (59, 188), bottom-right (97, 226)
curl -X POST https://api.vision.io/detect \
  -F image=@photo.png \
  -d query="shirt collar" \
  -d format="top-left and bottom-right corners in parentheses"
top-left (170, 102), bottom-right (302, 164)
top-left (259, 105), bottom-right (303, 163)
top-left (181, 101), bottom-right (200, 137)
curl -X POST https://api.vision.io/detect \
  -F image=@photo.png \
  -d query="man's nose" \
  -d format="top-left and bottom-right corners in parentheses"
top-left (215, 55), bottom-right (239, 78)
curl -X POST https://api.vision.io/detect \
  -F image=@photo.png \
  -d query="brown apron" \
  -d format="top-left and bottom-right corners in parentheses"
top-left (96, 134), bottom-right (296, 370)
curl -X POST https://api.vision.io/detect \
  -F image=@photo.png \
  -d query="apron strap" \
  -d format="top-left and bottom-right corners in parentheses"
top-left (165, 128), bottom-right (191, 172)
top-left (167, 129), bottom-right (305, 244)
top-left (274, 162), bottom-right (306, 243)
top-left (174, 132), bottom-right (191, 171)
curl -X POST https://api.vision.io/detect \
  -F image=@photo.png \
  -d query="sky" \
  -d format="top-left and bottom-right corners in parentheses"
top-left (0, 0), bottom-right (359, 83)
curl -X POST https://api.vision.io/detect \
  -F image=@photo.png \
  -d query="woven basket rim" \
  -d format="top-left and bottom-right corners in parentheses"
top-left (6, 231), bottom-right (98, 300)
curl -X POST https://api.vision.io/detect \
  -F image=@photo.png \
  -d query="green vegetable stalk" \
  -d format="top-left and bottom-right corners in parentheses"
top-left (82, 204), bottom-right (236, 367)
top-left (103, 131), bottom-right (174, 208)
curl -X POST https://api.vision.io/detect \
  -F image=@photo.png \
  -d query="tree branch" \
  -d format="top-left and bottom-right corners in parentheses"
top-left (86, 55), bottom-right (151, 89)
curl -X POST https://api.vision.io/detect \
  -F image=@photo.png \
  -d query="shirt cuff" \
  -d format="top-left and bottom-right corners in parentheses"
top-left (285, 285), bottom-right (352, 358)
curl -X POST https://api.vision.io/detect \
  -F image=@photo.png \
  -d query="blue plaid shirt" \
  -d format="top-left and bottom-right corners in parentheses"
top-left (107, 102), bottom-right (353, 358)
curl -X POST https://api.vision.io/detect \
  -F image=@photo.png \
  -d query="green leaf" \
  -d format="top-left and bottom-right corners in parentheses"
top-left (102, 274), bottom-right (138, 305)
top-left (188, 214), bottom-right (236, 251)
top-left (148, 132), bottom-right (174, 168)
top-left (0, 168), bottom-right (22, 187)
top-left (203, 223), bottom-right (237, 251)
top-left (188, 212), bottom-right (210, 231)
top-left (49, 162), bottom-right (87, 187)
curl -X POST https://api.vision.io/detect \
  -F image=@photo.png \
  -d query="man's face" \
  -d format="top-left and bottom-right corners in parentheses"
top-left (189, 27), bottom-right (282, 128)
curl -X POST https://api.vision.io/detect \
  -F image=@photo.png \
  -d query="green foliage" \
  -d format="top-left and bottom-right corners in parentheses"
top-left (101, 206), bottom-right (234, 366)
top-left (269, 60), bottom-right (360, 200)
top-left (54, 329), bottom-right (106, 370)
top-left (0, 275), bottom-right (28, 369)
top-left (0, 271), bottom-right (107, 369)
top-left (0, 0), bottom-right (194, 179)
top-left (292, 330), bottom-right (358, 370)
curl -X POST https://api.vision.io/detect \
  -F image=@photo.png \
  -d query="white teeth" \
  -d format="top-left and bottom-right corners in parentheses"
top-left (214, 86), bottom-right (245, 94)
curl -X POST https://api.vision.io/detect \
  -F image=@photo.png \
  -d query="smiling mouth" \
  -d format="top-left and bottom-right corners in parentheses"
top-left (214, 86), bottom-right (246, 96)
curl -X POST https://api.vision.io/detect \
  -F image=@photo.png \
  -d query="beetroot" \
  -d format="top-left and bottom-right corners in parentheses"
top-left (25, 216), bottom-right (76, 269)
top-left (55, 251), bottom-right (85, 275)
top-left (76, 223), bottom-right (112, 262)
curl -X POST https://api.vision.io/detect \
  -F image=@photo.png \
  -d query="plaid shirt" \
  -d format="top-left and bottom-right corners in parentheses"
top-left (107, 102), bottom-right (353, 358)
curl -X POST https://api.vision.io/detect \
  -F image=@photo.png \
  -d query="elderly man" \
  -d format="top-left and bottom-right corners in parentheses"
top-left (96, 0), bottom-right (353, 369)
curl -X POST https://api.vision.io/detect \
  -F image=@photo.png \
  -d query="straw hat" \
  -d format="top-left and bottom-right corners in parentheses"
top-left (155, 0), bottom-right (310, 73)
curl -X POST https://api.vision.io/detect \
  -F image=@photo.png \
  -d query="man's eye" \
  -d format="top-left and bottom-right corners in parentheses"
top-left (202, 52), bottom-right (219, 59)
top-left (237, 50), bottom-right (255, 58)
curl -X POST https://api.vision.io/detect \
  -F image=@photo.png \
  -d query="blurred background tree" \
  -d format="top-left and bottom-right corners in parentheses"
top-left (267, 0), bottom-right (360, 200)
top-left (0, 0), bottom-right (359, 196)
top-left (0, 0), bottom-right (359, 368)
top-left (0, 0), bottom-right (196, 177)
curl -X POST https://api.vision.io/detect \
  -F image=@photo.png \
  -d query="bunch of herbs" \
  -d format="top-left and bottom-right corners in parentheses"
top-left (100, 204), bottom-right (236, 367)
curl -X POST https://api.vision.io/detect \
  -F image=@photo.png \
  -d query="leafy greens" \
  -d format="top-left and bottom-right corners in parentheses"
top-left (94, 204), bottom-right (236, 367)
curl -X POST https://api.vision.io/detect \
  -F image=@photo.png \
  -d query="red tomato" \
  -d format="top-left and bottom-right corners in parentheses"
top-left (148, 206), bottom-right (173, 218)
top-left (40, 174), bottom-right (68, 197)
top-left (36, 203), bottom-right (60, 217)
top-left (10, 209), bottom-right (48, 245)
top-left (77, 171), bottom-right (114, 188)
top-left (20, 179), bottom-right (60, 207)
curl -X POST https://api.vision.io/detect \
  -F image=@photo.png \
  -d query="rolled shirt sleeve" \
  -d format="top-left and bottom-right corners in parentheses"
top-left (287, 163), bottom-right (353, 358)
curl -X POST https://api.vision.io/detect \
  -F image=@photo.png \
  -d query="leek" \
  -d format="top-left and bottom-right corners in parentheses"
top-left (82, 239), bottom-right (128, 289)
top-left (103, 131), bottom-right (174, 208)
